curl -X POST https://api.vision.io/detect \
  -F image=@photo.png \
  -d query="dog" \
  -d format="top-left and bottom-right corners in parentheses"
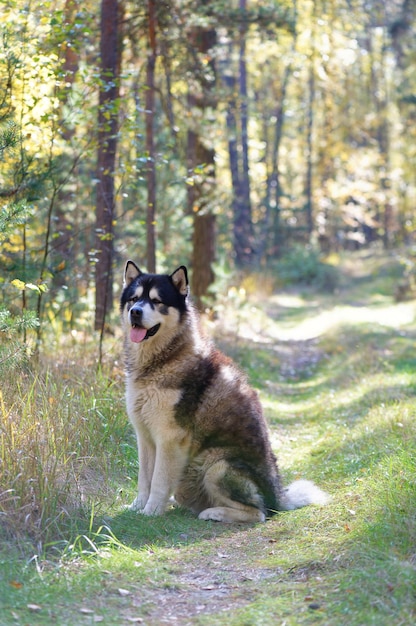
top-left (120, 261), bottom-right (329, 523)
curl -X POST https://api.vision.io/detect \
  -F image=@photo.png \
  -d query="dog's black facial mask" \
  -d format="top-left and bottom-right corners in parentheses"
top-left (120, 262), bottom-right (189, 319)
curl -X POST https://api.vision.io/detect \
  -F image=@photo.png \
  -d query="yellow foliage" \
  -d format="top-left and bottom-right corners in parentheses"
top-left (240, 273), bottom-right (275, 297)
top-left (11, 279), bottom-right (26, 291)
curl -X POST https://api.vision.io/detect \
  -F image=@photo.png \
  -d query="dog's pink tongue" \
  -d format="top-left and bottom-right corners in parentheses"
top-left (130, 327), bottom-right (147, 343)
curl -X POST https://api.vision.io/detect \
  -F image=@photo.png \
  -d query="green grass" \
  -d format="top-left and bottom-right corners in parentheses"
top-left (1, 249), bottom-right (415, 625)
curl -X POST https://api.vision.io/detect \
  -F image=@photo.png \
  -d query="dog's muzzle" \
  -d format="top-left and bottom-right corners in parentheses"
top-left (129, 306), bottom-right (160, 343)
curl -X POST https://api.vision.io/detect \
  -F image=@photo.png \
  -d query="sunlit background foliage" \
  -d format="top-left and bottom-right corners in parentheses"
top-left (1, 0), bottom-right (415, 349)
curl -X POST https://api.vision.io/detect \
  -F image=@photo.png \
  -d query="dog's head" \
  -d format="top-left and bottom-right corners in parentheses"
top-left (120, 261), bottom-right (189, 344)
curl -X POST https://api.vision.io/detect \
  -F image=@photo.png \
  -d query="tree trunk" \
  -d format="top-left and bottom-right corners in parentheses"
top-left (236, 0), bottom-right (254, 266)
top-left (52, 0), bottom-right (79, 293)
top-left (265, 69), bottom-right (290, 259)
top-left (146, 0), bottom-right (157, 272)
top-left (222, 2), bottom-right (254, 269)
top-left (187, 12), bottom-right (217, 309)
top-left (305, 54), bottom-right (315, 238)
top-left (261, 15), bottom-right (297, 262)
top-left (378, 11), bottom-right (392, 249)
top-left (95, 0), bottom-right (122, 331)
top-left (223, 64), bottom-right (244, 260)
top-left (192, 212), bottom-right (215, 307)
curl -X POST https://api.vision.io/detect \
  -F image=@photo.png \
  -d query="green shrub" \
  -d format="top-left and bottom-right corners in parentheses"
top-left (275, 245), bottom-right (338, 291)
top-left (0, 307), bottom-right (39, 376)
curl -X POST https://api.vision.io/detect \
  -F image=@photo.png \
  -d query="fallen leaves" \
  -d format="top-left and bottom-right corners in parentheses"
top-left (9, 580), bottom-right (23, 589)
top-left (79, 608), bottom-right (104, 622)
top-left (118, 588), bottom-right (131, 597)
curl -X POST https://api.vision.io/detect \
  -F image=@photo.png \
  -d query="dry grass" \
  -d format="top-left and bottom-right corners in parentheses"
top-left (0, 350), bottom-right (131, 548)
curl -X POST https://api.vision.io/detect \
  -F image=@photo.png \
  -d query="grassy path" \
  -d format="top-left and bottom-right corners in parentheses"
top-left (1, 252), bottom-right (415, 625)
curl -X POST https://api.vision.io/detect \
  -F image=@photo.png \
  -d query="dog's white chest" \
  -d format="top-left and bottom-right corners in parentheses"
top-left (126, 380), bottom-right (181, 429)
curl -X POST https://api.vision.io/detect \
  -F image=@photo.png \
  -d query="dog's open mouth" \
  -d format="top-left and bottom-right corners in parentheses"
top-left (130, 323), bottom-right (161, 343)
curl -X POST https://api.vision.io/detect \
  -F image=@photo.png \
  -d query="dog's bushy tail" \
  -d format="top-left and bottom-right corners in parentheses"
top-left (280, 479), bottom-right (330, 511)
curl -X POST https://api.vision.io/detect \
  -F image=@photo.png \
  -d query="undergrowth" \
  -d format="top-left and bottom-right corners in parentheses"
top-left (0, 348), bottom-right (134, 550)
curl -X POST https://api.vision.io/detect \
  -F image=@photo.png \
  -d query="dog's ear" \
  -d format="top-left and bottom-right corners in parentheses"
top-left (124, 260), bottom-right (141, 286)
top-left (170, 266), bottom-right (189, 296)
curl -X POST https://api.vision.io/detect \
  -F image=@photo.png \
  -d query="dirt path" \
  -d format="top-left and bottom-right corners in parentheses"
top-left (116, 530), bottom-right (288, 625)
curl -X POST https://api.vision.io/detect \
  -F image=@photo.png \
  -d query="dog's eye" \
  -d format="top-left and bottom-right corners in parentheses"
top-left (129, 296), bottom-right (139, 303)
top-left (151, 298), bottom-right (161, 305)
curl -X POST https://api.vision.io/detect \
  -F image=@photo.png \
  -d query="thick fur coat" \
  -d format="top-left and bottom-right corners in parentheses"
top-left (120, 262), bottom-right (329, 523)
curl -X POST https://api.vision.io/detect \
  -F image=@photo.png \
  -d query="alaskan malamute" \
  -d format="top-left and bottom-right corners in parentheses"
top-left (120, 261), bottom-right (329, 523)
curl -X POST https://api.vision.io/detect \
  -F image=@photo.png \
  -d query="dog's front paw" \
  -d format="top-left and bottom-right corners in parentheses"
top-left (142, 500), bottom-right (167, 516)
top-left (129, 495), bottom-right (148, 512)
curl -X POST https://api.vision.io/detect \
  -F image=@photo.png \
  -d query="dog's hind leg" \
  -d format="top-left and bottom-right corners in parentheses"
top-left (198, 460), bottom-right (266, 523)
top-left (198, 505), bottom-right (265, 523)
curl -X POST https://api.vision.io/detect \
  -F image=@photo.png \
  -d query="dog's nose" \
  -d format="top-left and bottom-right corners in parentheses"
top-left (130, 305), bottom-right (143, 325)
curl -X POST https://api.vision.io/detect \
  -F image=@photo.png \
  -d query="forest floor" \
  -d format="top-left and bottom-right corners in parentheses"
top-left (1, 249), bottom-right (415, 625)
